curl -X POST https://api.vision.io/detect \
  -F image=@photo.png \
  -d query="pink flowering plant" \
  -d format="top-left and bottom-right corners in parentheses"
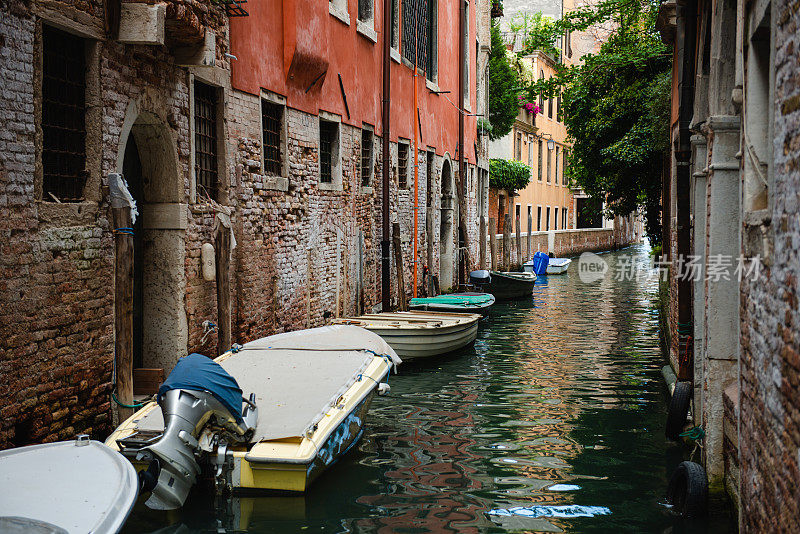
top-left (517, 96), bottom-right (540, 115)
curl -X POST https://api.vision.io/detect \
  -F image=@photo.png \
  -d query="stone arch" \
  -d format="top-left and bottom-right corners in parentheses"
top-left (117, 104), bottom-right (188, 374)
top-left (439, 156), bottom-right (455, 291)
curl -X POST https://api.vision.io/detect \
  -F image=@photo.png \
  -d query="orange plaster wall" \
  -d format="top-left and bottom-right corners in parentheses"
top-left (229, 0), bottom-right (477, 164)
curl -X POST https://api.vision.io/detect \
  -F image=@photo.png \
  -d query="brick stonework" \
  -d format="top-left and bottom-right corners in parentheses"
top-left (738, 0), bottom-right (800, 529)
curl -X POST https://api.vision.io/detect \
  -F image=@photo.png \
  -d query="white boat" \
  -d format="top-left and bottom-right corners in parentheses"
top-left (0, 435), bottom-right (139, 533)
top-left (332, 311), bottom-right (481, 360)
top-left (546, 258), bottom-right (572, 274)
top-left (106, 325), bottom-right (399, 509)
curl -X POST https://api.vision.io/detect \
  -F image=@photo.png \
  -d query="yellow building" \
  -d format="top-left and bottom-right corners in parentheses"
top-left (489, 50), bottom-right (574, 235)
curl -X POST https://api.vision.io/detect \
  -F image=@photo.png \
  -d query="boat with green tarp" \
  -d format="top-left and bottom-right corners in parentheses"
top-left (409, 292), bottom-right (496, 316)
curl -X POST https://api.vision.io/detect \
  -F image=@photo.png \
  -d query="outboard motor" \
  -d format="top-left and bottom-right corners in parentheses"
top-left (138, 353), bottom-right (257, 510)
top-left (469, 269), bottom-right (491, 290)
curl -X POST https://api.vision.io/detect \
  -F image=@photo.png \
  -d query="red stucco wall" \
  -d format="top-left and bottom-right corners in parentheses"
top-left (229, 0), bottom-right (477, 164)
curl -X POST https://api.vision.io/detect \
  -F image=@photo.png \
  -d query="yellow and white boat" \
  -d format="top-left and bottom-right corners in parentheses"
top-left (105, 325), bottom-right (399, 509)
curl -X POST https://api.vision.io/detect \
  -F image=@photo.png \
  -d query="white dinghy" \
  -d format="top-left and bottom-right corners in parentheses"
top-left (0, 435), bottom-right (139, 534)
top-left (332, 311), bottom-right (481, 360)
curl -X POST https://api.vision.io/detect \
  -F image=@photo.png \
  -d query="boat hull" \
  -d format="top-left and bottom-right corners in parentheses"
top-left (486, 272), bottom-right (536, 300)
top-left (408, 293), bottom-right (495, 316)
top-left (366, 319), bottom-right (479, 359)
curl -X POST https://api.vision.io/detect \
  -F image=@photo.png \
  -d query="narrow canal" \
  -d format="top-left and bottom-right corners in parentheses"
top-left (123, 244), bottom-right (732, 533)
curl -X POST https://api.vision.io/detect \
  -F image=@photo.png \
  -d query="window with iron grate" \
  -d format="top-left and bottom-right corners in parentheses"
top-left (42, 26), bottom-right (86, 202)
top-left (194, 81), bottom-right (219, 199)
top-left (361, 128), bottom-right (373, 187)
top-left (320, 120), bottom-right (337, 183)
top-left (261, 100), bottom-right (283, 176)
top-left (402, 0), bottom-right (428, 67)
top-left (398, 143), bottom-right (409, 189)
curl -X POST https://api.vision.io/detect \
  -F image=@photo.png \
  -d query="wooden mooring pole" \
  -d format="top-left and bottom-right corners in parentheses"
top-left (479, 215), bottom-right (487, 270)
top-left (392, 222), bottom-right (407, 311)
top-left (215, 221), bottom-right (232, 355)
top-left (502, 214), bottom-right (511, 271)
top-left (515, 216), bottom-right (522, 268)
top-left (113, 206), bottom-right (134, 421)
top-left (489, 217), bottom-right (497, 271)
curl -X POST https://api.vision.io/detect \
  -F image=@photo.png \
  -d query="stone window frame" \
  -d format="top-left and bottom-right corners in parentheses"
top-left (390, 0), bottom-right (401, 63)
top-left (260, 90), bottom-right (289, 192)
top-left (356, 0), bottom-right (378, 43)
top-left (537, 205), bottom-right (542, 231)
top-left (189, 71), bottom-right (230, 205)
top-left (318, 111), bottom-right (343, 192)
top-left (329, 0), bottom-right (350, 26)
top-left (462, 0), bottom-right (470, 111)
top-left (545, 205), bottom-right (551, 231)
top-left (360, 123), bottom-right (375, 193)
top-left (34, 16), bottom-right (102, 226)
top-left (425, 0), bottom-right (438, 84)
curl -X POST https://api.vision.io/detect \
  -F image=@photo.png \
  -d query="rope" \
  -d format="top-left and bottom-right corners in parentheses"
top-left (114, 227), bottom-right (135, 236)
top-left (111, 390), bottom-right (148, 409)
top-left (679, 426), bottom-right (705, 441)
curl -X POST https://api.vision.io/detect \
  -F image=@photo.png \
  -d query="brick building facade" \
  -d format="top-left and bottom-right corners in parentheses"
top-left (0, 0), bottom-right (491, 449)
top-left (658, 0), bottom-right (800, 529)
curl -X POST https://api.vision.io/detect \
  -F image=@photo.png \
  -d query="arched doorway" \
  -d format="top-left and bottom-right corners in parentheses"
top-left (119, 112), bottom-right (188, 374)
top-left (439, 160), bottom-right (454, 291)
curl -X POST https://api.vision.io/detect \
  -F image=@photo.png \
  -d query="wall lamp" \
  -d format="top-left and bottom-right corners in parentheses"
top-left (528, 132), bottom-right (556, 150)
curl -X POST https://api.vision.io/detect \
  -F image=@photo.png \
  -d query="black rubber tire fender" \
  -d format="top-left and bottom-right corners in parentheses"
top-left (665, 380), bottom-right (692, 440)
top-left (667, 461), bottom-right (708, 518)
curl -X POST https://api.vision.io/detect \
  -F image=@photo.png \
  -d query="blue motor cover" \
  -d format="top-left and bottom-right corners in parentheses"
top-left (532, 251), bottom-right (550, 275)
top-left (158, 353), bottom-right (244, 423)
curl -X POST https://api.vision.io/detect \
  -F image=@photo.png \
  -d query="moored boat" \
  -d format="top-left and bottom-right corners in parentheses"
top-left (105, 325), bottom-right (399, 508)
top-left (409, 292), bottom-right (496, 316)
top-left (0, 435), bottom-right (139, 534)
top-left (332, 311), bottom-right (481, 360)
top-left (470, 270), bottom-right (537, 300)
top-left (545, 258), bottom-right (572, 274)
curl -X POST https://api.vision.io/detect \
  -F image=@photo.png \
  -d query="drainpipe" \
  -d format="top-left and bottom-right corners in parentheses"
top-left (457, 0), bottom-right (465, 287)
top-left (675, 0), bottom-right (697, 382)
top-left (381, 0), bottom-right (391, 312)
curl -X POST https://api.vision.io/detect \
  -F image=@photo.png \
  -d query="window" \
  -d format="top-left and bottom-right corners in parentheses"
top-left (360, 128), bottom-right (373, 187)
top-left (538, 70), bottom-right (544, 112)
top-left (319, 120), bottom-right (338, 184)
top-left (537, 206), bottom-right (542, 231)
top-left (426, 151), bottom-right (435, 205)
top-left (402, 0), bottom-right (428, 67)
top-left (548, 89), bottom-right (553, 118)
top-left (528, 139), bottom-right (534, 171)
top-left (398, 142), bottom-right (409, 189)
top-left (391, 0), bottom-right (400, 48)
top-left (261, 100), bottom-right (283, 176)
top-left (194, 81), bottom-right (219, 199)
top-left (562, 207), bottom-right (568, 229)
top-left (515, 132), bottom-right (522, 160)
top-left (557, 93), bottom-right (562, 122)
top-left (546, 207), bottom-right (551, 230)
top-left (546, 144), bottom-right (551, 182)
top-left (358, 0), bottom-right (372, 22)
top-left (426, 0), bottom-right (438, 81)
top-left (42, 26), bottom-right (86, 202)
top-left (563, 149), bottom-right (567, 185)
top-left (515, 204), bottom-right (521, 222)
top-left (537, 140), bottom-right (543, 181)
top-left (554, 207), bottom-right (559, 230)
top-left (555, 146), bottom-right (559, 184)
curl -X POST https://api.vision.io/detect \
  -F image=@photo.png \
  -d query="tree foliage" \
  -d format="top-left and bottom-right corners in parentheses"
top-left (489, 159), bottom-right (532, 193)
top-left (488, 21), bottom-right (520, 140)
top-left (523, 0), bottom-right (671, 244)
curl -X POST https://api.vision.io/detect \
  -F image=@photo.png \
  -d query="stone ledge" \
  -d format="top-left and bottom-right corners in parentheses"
top-left (329, 3), bottom-right (351, 25)
top-left (264, 176), bottom-right (289, 192)
top-left (356, 20), bottom-right (378, 43)
top-left (37, 201), bottom-right (99, 228)
top-left (318, 181), bottom-right (343, 192)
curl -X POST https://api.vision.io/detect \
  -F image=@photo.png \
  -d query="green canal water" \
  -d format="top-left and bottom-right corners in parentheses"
top-left (123, 244), bottom-right (734, 533)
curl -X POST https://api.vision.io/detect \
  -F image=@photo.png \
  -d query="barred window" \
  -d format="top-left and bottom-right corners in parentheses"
top-left (261, 100), bottom-right (282, 176)
top-left (194, 81), bottom-right (219, 199)
top-left (402, 0), bottom-right (428, 67)
top-left (398, 143), bottom-right (409, 189)
top-left (360, 129), bottom-right (373, 187)
top-left (42, 26), bottom-right (86, 202)
top-left (320, 120), bottom-right (337, 184)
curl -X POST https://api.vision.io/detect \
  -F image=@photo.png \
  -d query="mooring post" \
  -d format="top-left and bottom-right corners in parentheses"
top-left (392, 222), bottom-right (406, 311)
top-left (489, 217), bottom-right (497, 271)
top-left (479, 215), bottom-right (487, 270)
top-left (214, 221), bottom-right (232, 355)
top-left (503, 214), bottom-right (511, 271)
top-left (113, 206), bottom-right (134, 421)
top-left (515, 216), bottom-right (522, 268)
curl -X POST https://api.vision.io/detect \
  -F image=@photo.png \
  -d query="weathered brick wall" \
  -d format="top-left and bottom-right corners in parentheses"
top-left (738, 0), bottom-right (800, 529)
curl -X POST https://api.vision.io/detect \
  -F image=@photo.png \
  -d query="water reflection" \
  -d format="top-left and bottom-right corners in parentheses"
top-left (122, 245), bottom-right (732, 533)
